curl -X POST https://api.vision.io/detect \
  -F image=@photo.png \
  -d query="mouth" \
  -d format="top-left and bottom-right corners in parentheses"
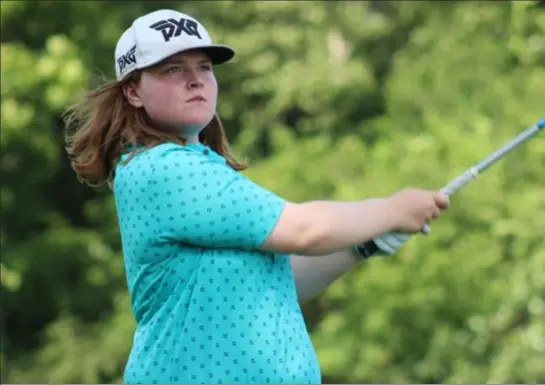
top-left (186, 95), bottom-right (207, 103)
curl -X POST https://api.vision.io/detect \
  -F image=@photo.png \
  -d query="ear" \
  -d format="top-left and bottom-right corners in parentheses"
top-left (122, 82), bottom-right (144, 108)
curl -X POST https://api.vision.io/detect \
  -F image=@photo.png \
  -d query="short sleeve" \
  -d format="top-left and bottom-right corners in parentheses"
top-left (147, 145), bottom-right (286, 250)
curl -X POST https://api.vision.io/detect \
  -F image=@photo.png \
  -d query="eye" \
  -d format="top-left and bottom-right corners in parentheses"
top-left (200, 64), bottom-right (212, 71)
top-left (164, 66), bottom-right (181, 74)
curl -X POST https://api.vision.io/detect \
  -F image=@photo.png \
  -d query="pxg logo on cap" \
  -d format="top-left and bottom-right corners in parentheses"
top-left (117, 45), bottom-right (137, 74)
top-left (149, 17), bottom-right (202, 42)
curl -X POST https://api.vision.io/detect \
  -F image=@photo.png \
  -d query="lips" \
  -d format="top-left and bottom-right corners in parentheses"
top-left (187, 95), bottom-right (206, 103)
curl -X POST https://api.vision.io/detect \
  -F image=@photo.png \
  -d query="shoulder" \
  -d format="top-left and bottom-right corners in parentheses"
top-left (115, 142), bottom-right (237, 191)
top-left (136, 142), bottom-right (204, 164)
top-left (116, 143), bottom-right (203, 174)
top-left (113, 143), bottom-right (196, 189)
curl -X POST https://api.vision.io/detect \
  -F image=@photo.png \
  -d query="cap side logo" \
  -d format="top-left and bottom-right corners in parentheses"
top-left (117, 45), bottom-right (137, 73)
top-left (149, 18), bottom-right (202, 42)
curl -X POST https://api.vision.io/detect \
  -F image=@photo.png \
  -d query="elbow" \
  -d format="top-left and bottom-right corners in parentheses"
top-left (289, 226), bottom-right (319, 255)
top-left (295, 225), bottom-right (329, 256)
top-left (262, 202), bottom-right (328, 255)
top-left (286, 204), bottom-right (329, 255)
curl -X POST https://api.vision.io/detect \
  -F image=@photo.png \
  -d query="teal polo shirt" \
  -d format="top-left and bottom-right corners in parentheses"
top-left (113, 142), bottom-right (321, 384)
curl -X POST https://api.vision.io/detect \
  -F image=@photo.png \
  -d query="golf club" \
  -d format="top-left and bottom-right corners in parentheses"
top-left (357, 118), bottom-right (545, 258)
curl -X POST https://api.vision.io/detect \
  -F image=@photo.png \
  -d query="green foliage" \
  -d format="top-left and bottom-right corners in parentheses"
top-left (2, 1), bottom-right (544, 383)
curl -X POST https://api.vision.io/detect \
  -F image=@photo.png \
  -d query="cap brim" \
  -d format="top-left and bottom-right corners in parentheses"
top-left (198, 44), bottom-right (235, 65)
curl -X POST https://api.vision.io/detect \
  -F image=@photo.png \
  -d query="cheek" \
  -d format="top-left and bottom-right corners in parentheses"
top-left (207, 78), bottom-right (218, 105)
top-left (141, 89), bottom-right (180, 120)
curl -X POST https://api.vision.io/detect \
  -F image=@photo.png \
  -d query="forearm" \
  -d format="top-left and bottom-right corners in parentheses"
top-left (294, 198), bottom-right (396, 256)
top-left (290, 248), bottom-right (360, 303)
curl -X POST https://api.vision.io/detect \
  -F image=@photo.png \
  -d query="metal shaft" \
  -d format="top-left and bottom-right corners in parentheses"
top-left (475, 120), bottom-right (544, 174)
top-left (358, 119), bottom-right (545, 256)
top-left (423, 119), bottom-right (545, 233)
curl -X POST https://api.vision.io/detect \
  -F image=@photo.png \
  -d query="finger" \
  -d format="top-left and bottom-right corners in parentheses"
top-left (391, 235), bottom-right (407, 249)
top-left (434, 192), bottom-right (450, 210)
top-left (374, 236), bottom-right (396, 255)
top-left (427, 206), bottom-right (440, 220)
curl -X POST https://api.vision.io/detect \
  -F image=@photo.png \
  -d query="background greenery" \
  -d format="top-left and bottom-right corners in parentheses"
top-left (2, 0), bottom-right (544, 383)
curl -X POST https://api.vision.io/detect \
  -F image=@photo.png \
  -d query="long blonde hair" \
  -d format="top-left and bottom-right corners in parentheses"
top-left (64, 71), bottom-right (247, 188)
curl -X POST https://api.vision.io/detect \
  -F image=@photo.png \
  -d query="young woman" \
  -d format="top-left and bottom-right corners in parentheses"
top-left (64, 9), bottom-right (449, 385)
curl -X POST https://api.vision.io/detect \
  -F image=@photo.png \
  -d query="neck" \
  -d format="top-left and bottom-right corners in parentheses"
top-left (184, 135), bottom-right (200, 144)
top-left (179, 124), bottom-right (204, 144)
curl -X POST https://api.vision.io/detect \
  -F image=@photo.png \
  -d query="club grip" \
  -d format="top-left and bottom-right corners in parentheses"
top-left (363, 166), bottom-right (482, 254)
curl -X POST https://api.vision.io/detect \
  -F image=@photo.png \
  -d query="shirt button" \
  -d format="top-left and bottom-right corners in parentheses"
top-left (203, 150), bottom-right (209, 155)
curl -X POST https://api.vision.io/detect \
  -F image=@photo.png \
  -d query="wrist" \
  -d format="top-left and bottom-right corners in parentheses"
top-left (351, 241), bottom-right (379, 261)
top-left (380, 196), bottom-right (401, 232)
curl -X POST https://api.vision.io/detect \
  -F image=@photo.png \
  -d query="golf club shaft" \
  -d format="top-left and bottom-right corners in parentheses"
top-left (358, 118), bottom-right (545, 257)
top-left (421, 119), bottom-right (544, 233)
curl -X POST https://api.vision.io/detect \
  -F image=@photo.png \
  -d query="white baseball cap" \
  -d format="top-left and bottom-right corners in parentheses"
top-left (114, 9), bottom-right (235, 81)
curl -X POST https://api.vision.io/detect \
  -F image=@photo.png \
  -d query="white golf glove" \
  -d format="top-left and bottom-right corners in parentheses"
top-left (373, 231), bottom-right (411, 256)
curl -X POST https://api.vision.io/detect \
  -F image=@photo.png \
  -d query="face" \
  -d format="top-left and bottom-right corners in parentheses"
top-left (124, 50), bottom-right (218, 141)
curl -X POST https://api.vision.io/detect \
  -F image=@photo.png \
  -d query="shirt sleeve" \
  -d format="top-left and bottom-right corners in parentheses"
top-left (147, 145), bottom-right (286, 250)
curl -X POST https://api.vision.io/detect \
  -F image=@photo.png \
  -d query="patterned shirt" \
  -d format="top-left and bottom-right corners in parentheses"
top-left (114, 142), bottom-right (321, 384)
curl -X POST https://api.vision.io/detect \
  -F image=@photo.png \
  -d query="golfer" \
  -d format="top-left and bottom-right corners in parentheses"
top-left (64, 9), bottom-right (449, 384)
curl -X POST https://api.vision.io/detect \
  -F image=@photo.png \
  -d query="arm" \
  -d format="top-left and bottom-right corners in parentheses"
top-left (290, 231), bottom-right (413, 302)
top-left (146, 145), bottom-right (399, 255)
top-left (290, 248), bottom-right (359, 303)
top-left (261, 199), bottom-right (398, 256)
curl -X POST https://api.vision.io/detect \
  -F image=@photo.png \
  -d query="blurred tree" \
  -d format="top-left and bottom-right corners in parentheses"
top-left (1, 0), bottom-right (543, 383)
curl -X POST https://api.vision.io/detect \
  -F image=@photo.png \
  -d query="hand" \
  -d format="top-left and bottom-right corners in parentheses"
top-left (385, 188), bottom-right (450, 233)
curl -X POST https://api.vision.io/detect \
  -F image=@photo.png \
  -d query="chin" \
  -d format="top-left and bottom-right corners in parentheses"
top-left (180, 113), bottom-right (214, 128)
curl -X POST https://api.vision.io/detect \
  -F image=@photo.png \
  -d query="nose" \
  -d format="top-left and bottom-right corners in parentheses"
top-left (186, 69), bottom-right (203, 90)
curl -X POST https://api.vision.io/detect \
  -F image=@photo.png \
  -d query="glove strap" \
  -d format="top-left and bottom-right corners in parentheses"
top-left (352, 241), bottom-right (379, 260)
